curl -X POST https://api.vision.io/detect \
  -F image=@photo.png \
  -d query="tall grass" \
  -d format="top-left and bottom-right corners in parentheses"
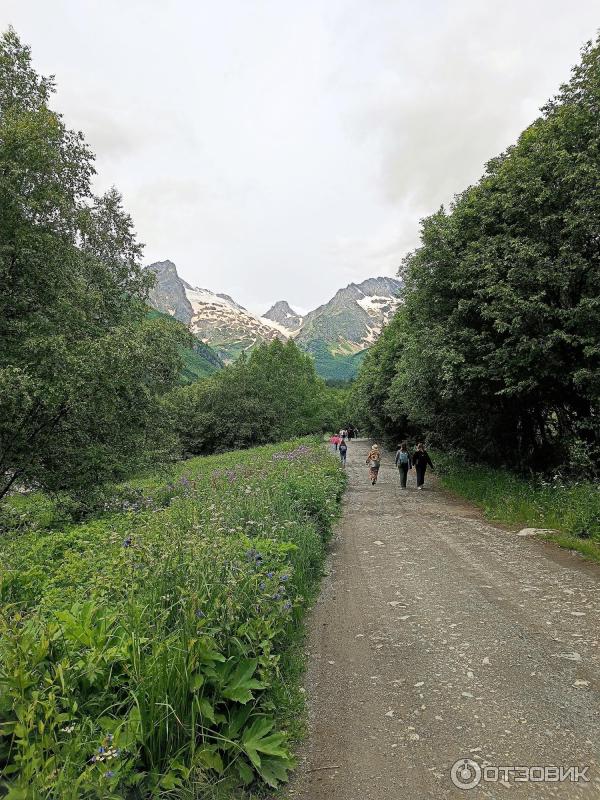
top-left (435, 452), bottom-right (600, 562)
top-left (0, 438), bottom-right (345, 799)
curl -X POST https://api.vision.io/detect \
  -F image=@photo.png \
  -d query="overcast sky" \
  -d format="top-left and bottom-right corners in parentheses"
top-left (3, 2), bottom-right (599, 314)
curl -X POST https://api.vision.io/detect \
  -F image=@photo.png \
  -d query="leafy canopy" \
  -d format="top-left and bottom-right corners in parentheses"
top-left (0, 28), bottom-right (185, 499)
top-left (351, 35), bottom-right (600, 473)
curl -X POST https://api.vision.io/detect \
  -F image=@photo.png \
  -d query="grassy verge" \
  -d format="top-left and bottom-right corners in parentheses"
top-left (434, 453), bottom-right (600, 563)
top-left (0, 438), bottom-right (346, 799)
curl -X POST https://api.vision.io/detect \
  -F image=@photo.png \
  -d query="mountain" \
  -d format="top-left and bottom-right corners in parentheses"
top-left (146, 261), bottom-right (284, 362)
top-left (295, 276), bottom-right (403, 354)
top-left (147, 260), bottom-right (194, 325)
top-left (145, 261), bottom-right (403, 379)
top-left (263, 301), bottom-right (303, 333)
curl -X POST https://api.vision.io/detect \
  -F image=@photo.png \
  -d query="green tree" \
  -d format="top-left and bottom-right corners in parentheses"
top-left (169, 339), bottom-right (341, 456)
top-left (0, 28), bottom-right (184, 498)
top-left (348, 313), bottom-right (411, 442)
top-left (354, 35), bottom-right (600, 472)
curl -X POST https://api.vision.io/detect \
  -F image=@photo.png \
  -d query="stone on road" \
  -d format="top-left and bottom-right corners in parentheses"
top-left (288, 440), bottom-right (600, 799)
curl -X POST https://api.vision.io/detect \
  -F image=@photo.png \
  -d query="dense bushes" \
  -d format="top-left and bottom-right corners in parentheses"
top-left (351, 36), bottom-right (600, 475)
top-left (168, 339), bottom-right (348, 456)
top-left (0, 439), bottom-right (345, 798)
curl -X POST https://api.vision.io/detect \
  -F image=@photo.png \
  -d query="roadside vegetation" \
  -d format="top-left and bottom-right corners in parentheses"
top-left (0, 29), bottom-right (351, 800)
top-left (0, 439), bottom-right (345, 798)
top-left (435, 453), bottom-right (600, 563)
top-left (0, 28), bottom-right (346, 507)
top-left (350, 36), bottom-right (600, 560)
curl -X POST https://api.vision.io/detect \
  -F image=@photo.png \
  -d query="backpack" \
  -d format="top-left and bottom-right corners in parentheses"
top-left (339, 442), bottom-right (347, 453)
top-left (398, 450), bottom-right (409, 465)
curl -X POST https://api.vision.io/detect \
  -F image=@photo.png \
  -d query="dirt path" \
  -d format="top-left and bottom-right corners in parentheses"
top-left (288, 440), bottom-right (600, 799)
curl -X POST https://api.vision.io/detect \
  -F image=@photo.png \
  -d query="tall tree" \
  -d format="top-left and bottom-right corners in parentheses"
top-left (0, 28), bottom-right (184, 498)
top-left (353, 35), bottom-right (600, 473)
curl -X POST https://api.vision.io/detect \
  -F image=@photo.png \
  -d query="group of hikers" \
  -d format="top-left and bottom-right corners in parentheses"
top-left (380, 441), bottom-right (434, 490)
top-left (330, 430), bottom-right (434, 490)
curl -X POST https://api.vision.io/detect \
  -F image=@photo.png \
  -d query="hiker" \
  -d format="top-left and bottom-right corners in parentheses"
top-left (412, 442), bottom-right (434, 490)
top-left (347, 424), bottom-right (355, 440)
top-left (394, 441), bottom-right (412, 488)
top-left (339, 438), bottom-right (348, 466)
top-left (330, 433), bottom-right (340, 451)
top-left (365, 443), bottom-right (381, 485)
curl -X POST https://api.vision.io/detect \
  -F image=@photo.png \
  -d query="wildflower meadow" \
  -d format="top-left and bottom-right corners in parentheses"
top-left (0, 438), bottom-right (345, 798)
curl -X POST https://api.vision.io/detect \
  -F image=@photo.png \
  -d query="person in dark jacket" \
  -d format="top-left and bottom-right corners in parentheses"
top-left (412, 442), bottom-right (433, 490)
top-left (339, 438), bottom-right (348, 466)
top-left (394, 442), bottom-right (412, 488)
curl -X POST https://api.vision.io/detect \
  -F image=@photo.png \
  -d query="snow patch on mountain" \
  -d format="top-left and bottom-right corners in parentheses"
top-left (259, 317), bottom-right (294, 337)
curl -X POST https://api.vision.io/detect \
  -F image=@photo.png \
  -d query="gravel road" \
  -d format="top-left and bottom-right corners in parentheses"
top-left (288, 440), bottom-right (600, 799)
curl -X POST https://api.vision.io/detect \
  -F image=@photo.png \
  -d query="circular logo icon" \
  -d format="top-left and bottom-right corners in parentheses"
top-left (451, 758), bottom-right (482, 790)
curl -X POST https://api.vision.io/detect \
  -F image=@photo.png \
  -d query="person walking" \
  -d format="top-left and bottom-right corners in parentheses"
top-left (330, 433), bottom-right (340, 451)
top-left (347, 424), bottom-right (355, 440)
top-left (412, 442), bottom-right (434, 490)
top-left (395, 442), bottom-right (412, 488)
top-left (365, 444), bottom-right (381, 485)
top-left (339, 438), bottom-right (348, 466)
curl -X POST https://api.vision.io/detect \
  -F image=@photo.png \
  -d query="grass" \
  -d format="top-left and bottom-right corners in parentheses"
top-left (435, 452), bottom-right (600, 563)
top-left (0, 438), bottom-right (346, 799)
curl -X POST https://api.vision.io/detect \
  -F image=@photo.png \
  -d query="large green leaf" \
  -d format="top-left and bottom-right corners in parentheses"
top-left (241, 716), bottom-right (289, 768)
top-left (220, 658), bottom-right (265, 704)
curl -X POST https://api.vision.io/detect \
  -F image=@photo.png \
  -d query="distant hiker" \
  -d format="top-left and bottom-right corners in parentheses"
top-left (330, 434), bottom-right (341, 451)
top-left (339, 438), bottom-right (348, 466)
top-left (412, 442), bottom-right (434, 490)
top-left (339, 428), bottom-right (347, 440)
top-left (347, 424), bottom-right (355, 440)
top-left (395, 442), bottom-right (412, 489)
top-left (365, 444), bottom-right (381, 485)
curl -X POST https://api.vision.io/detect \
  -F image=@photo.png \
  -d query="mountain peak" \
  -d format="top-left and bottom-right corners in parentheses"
top-left (146, 260), bottom-right (194, 324)
top-left (263, 301), bottom-right (303, 333)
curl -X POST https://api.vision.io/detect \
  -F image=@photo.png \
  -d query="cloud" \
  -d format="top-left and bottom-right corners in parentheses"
top-left (2, 0), bottom-right (599, 311)
top-left (348, 0), bottom-right (599, 219)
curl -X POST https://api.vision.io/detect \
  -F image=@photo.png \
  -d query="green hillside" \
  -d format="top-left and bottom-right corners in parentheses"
top-left (147, 309), bottom-right (223, 382)
top-left (304, 338), bottom-right (367, 381)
